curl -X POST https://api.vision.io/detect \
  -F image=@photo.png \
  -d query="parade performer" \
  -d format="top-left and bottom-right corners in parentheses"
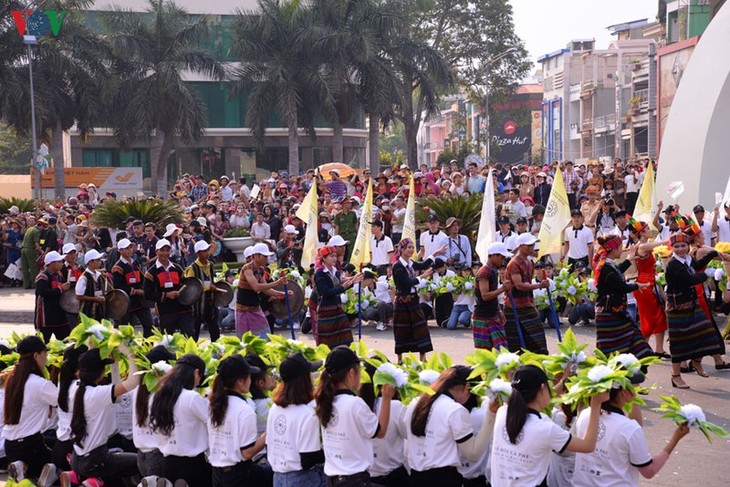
top-left (392, 238), bottom-right (445, 362)
top-left (75, 249), bottom-right (108, 322)
top-left (593, 235), bottom-right (653, 359)
top-left (184, 240), bottom-right (220, 341)
top-left (503, 233), bottom-right (549, 354)
top-left (143, 239), bottom-right (195, 336)
top-left (112, 238), bottom-right (153, 337)
top-left (236, 242), bottom-right (287, 339)
top-left (314, 246), bottom-right (362, 348)
top-left (665, 233), bottom-right (727, 389)
top-left (60, 244), bottom-right (82, 327)
top-left (472, 242), bottom-right (512, 350)
top-left (34, 251), bottom-right (71, 341)
top-left (629, 220), bottom-right (669, 357)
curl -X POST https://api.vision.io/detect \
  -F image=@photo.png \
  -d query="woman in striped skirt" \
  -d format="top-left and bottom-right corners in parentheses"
top-left (392, 238), bottom-right (445, 362)
top-left (665, 232), bottom-right (726, 389)
top-left (593, 235), bottom-right (653, 359)
top-left (314, 245), bottom-right (362, 348)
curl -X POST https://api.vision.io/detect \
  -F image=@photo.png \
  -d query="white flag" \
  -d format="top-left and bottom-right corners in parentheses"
top-left (475, 169), bottom-right (496, 264)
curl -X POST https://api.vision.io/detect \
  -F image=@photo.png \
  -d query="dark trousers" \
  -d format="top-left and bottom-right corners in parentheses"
top-left (52, 438), bottom-right (73, 471)
top-left (121, 306), bottom-right (154, 337)
top-left (39, 325), bottom-right (71, 342)
top-left (159, 312), bottom-right (195, 337)
top-left (567, 193), bottom-right (577, 210)
top-left (371, 466), bottom-right (409, 487)
top-left (193, 305), bottom-right (220, 341)
top-left (409, 466), bottom-right (462, 487)
top-left (626, 192), bottom-right (638, 215)
top-left (462, 475), bottom-right (489, 487)
top-left (137, 449), bottom-right (165, 478)
top-left (326, 471), bottom-right (371, 487)
top-left (420, 303), bottom-right (433, 321)
top-left (163, 453), bottom-right (211, 487)
top-left (5, 432), bottom-right (51, 478)
top-left (211, 460), bottom-right (273, 487)
top-left (435, 294), bottom-right (454, 327)
top-left (71, 446), bottom-right (138, 487)
top-left (362, 302), bottom-right (394, 324)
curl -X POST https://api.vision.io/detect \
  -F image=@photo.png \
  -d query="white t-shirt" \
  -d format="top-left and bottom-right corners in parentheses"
top-left (624, 172), bottom-right (643, 193)
top-left (458, 401), bottom-right (490, 480)
top-left (321, 392), bottom-right (379, 476)
top-left (370, 399), bottom-right (406, 478)
top-left (157, 389), bottom-right (208, 457)
top-left (490, 406), bottom-right (571, 487)
top-left (392, 208), bottom-right (406, 233)
top-left (572, 407), bottom-right (652, 487)
top-left (716, 217), bottom-right (730, 243)
top-left (404, 394), bottom-right (473, 472)
top-left (547, 407), bottom-right (577, 487)
top-left (565, 226), bottom-right (595, 259)
top-left (73, 384), bottom-right (118, 456)
top-left (371, 235), bottom-right (394, 266)
top-left (698, 220), bottom-right (715, 246)
top-left (207, 394), bottom-right (258, 468)
top-left (266, 401), bottom-right (322, 474)
top-left (420, 231), bottom-right (448, 259)
top-left (113, 391), bottom-right (134, 440)
top-left (253, 397), bottom-right (271, 437)
top-left (3, 373), bottom-right (58, 440)
top-left (373, 280), bottom-right (391, 304)
top-left (75, 270), bottom-right (103, 297)
top-left (131, 389), bottom-right (161, 453)
top-left (56, 381), bottom-right (79, 442)
top-left (610, 225), bottom-right (631, 248)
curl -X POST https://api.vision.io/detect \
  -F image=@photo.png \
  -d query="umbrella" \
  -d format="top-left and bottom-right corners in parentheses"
top-left (319, 162), bottom-right (360, 181)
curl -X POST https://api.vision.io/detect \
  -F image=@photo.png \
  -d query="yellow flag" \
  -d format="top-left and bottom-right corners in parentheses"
top-left (402, 175), bottom-right (417, 260)
top-left (537, 168), bottom-right (571, 259)
top-left (296, 182), bottom-right (319, 269)
top-left (350, 179), bottom-right (373, 268)
top-left (633, 162), bottom-right (656, 228)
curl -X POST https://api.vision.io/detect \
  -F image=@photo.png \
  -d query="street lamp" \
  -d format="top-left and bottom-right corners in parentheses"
top-left (480, 47), bottom-right (517, 161)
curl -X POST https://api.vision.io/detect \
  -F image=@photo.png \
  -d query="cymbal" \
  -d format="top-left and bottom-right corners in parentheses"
top-left (178, 277), bottom-right (204, 306)
top-left (271, 278), bottom-right (305, 320)
top-left (60, 289), bottom-right (80, 314)
top-left (106, 289), bottom-right (130, 321)
top-left (212, 281), bottom-right (234, 308)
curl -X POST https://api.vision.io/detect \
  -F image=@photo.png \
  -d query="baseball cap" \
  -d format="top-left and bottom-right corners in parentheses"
top-left (62, 243), bottom-right (77, 255)
top-left (196, 216), bottom-right (208, 227)
top-left (426, 214), bottom-right (439, 222)
top-left (62, 344), bottom-right (89, 367)
top-left (537, 172), bottom-right (547, 178)
top-left (328, 235), bottom-right (349, 247)
top-left (44, 251), bottom-right (64, 266)
top-left (155, 239), bottom-right (172, 250)
top-left (78, 349), bottom-right (115, 373)
top-left (251, 242), bottom-right (273, 256)
top-left (85, 249), bottom-right (104, 262)
top-left (145, 345), bottom-right (176, 364)
top-left (693, 204), bottom-right (705, 213)
top-left (571, 209), bottom-right (582, 217)
top-left (280, 352), bottom-right (323, 382)
top-left (217, 355), bottom-right (258, 382)
top-left (487, 242), bottom-right (513, 258)
top-left (515, 233), bottom-right (539, 247)
top-left (194, 240), bottom-right (211, 253)
top-left (243, 354), bottom-right (270, 375)
top-left (177, 354), bottom-right (206, 376)
top-left (17, 335), bottom-right (47, 355)
top-left (516, 217), bottom-right (528, 224)
top-left (498, 216), bottom-right (511, 224)
top-left (117, 238), bottom-right (133, 250)
top-left (284, 224), bottom-right (299, 235)
top-left (324, 346), bottom-right (361, 374)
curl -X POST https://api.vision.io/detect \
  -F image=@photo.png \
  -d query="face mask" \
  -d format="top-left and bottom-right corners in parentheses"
top-left (382, 205), bottom-right (390, 210)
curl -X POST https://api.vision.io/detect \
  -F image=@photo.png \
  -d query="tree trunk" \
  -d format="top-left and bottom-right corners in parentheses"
top-left (332, 123), bottom-right (343, 163)
top-left (368, 112), bottom-right (380, 174)
top-left (154, 131), bottom-right (174, 198)
top-left (401, 93), bottom-right (418, 169)
top-left (288, 116), bottom-right (299, 175)
top-left (52, 121), bottom-right (65, 201)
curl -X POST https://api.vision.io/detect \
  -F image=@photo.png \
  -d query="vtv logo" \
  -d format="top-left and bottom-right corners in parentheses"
top-left (10, 10), bottom-right (67, 37)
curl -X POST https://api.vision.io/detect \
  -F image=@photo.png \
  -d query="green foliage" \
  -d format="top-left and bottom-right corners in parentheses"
top-left (0, 125), bottom-right (32, 174)
top-left (655, 395), bottom-right (730, 443)
top-left (223, 227), bottom-right (251, 238)
top-left (90, 199), bottom-right (184, 230)
top-left (416, 194), bottom-right (482, 242)
top-left (0, 197), bottom-right (35, 213)
top-left (435, 145), bottom-right (471, 167)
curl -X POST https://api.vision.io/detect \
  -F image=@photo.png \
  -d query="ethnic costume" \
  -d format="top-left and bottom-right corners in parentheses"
top-left (472, 264), bottom-right (508, 350)
top-left (112, 255), bottom-right (153, 337)
top-left (34, 269), bottom-right (69, 341)
top-left (689, 247), bottom-right (727, 356)
top-left (392, 256), bottom-right (434, 355)
top-left (503, 255), bottom-right (548, 354)
top-left (75, 269), bottom-right (109, 322)
top-left (60, 259), bottom-right (83, 326)
top-left (143, 260), bottom-right (195, 336)
top-left (314, 266), bottom-right (353, 348)
top-left (235, 262), bottom-right (271, 339)
top-left (184, 258), bottom-right (220, 341)
top-left (633, 252), bottom-right (668, 339)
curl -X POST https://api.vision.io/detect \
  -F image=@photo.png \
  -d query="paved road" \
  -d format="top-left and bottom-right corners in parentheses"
top-left (0, 287), bottom-right (729, 486)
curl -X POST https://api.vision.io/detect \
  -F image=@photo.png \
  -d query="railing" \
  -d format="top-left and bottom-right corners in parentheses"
top-left (581, 119), bottom-right (593, 131)
top-left (594, 114), bottom-right (616, 131)
top-left (633, 88), bottom-right (649, 104)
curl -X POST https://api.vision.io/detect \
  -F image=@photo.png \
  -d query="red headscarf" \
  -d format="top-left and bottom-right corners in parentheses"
top-left (593, 235), bottom-right (623, 282)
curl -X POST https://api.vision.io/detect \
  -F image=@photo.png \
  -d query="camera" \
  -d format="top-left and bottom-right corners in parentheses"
top-left (606, 199), bottom-right (615, 206)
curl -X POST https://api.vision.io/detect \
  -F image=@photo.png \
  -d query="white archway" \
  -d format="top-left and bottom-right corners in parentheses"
top-left (657, 1), bottom-right (730, 210)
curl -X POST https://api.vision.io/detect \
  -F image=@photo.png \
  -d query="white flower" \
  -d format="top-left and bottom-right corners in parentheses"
top-left (714, 269), bottom-right (724, 282)
top-left (287, 339), bottom-right (304, 347)
top-left (361, 299), bottom-right (370, 310)
top-left (340, 294), bottom-right (348, 304)
top-left (377, 363), bottom-right (409, 388)
top-left (567, 285), bottom-right (577, 295)
top-left (549, 280), bottom-right (557, 292)
top-left (446, 283), bottom-right (456, 292)
top-left (489, 378), bottom-right (512, 397)
top-left (417, 278), bottom-right (428, 289)
top-left (564, 351), bottom-right (587, 364)
top-left (290, 270), bottom-right (301, 279)
top-left (587, 279), bottom-right (597, 292)
top-left (464, 281), bottom-right (474, 290)
top-left (88, 324), bottom-right (108, 340)
top-left (616, 353), bottom-right (640, 373)
top-left (533, 288), bottom-right (547, 298)
top-left (0, 339), bottom-right (11, 348)
top-left (705, 268), bottom-right (715, 278)
top-left (152, 361), bottom-right (172, 374)
top-left (679, 404), bottom-right (706, 427)
top-left (495, 352), bottom-right (520, 369)
top-left (587, 364), bottom-right (614, 383)
top-left (418, 369), bottom-right (440, 385)
top-left (156, 335), bottom-right (173, 348)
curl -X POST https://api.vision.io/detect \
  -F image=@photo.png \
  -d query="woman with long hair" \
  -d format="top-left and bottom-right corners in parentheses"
top-left (3, 336), bottom-right (57, 483)
top-left (149, 354), bottom-right (210, 486)
top-left (266, 353), bottom-right (325, 487)
top-left (207, 354), bottom-right (268, 486)
top-left (245, 354), bottom-right (275, 436)
top-left (593, 235), bottom-right (653, 359)
top-left (315, 347), bottom-right (395, 487)
top-left (314, 246), bottom-right (363, 348)
top-left (69, 346), bottom-right (140, 486)
top-left (52, 344), bottom-right (88, 473)
top-left (392, 238), bottom-right (445, 362)
top-left (132, 345), bottom-right (176, 478)
top-left (405, 366), bottom-right (496, 487)
top-left (490, 365), bottom-right (607, 487)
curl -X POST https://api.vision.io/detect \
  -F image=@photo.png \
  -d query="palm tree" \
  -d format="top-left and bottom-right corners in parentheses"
top-left (231, 0), bottom-right (333, 175)
top-left (103, 0), bottom-right (225, 197)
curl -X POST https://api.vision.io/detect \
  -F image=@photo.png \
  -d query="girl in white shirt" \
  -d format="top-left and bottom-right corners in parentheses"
top-left (207, 354), bottom-right (267, 486)
top-left (490, 365), bottom-right (606, 487)
top-left (51, 344), bottom-right (88, 473)
top-left (266, 352), bottom-right (325, 486)
top-left (149, 354), bottom-right (209, 486)
top-left (405, 366), bottom-right (496, 487)
top-left (69, 346), bottom-right (140, 485)
top-left (315, 346), bottom-right (395, 486)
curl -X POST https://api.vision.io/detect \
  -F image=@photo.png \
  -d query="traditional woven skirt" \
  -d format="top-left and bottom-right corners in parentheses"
top-left (317, 303), bottom-right (353, 348)
top-left (595, 309), bottom-right (652, 359)
top-left (393, 294), bottom-right (433, 355)
top-left (667, 306), bottom-right (725, 363)
top-left (503, 305), bottom-right (548, 354)
top-left (471, 313), bottom-right (508, 350)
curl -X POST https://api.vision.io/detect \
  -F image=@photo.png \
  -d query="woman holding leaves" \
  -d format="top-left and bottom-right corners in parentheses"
top-left (52, 344), bottom-right (88, 473)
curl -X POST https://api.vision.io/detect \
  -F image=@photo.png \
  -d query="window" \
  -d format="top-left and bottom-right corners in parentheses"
top-left (82, 149), bottom-right (150, 178)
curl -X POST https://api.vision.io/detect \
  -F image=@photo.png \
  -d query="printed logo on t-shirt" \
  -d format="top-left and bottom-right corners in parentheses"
top-left (501, 425), bottom-right (524, 445)
top-left (329, 407), bottom-right (340, 428)
top-left (274, 415), bottom-right (287, 435)
top-left (596, 421), bottom-right (606, 443)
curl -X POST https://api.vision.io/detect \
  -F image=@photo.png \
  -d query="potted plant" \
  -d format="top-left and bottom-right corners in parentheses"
top-left (222, 227), bottom-right (255, 262)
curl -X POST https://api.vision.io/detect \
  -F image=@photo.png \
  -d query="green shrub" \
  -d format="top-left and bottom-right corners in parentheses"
top-left (91, 199), bottom-right (184, 230)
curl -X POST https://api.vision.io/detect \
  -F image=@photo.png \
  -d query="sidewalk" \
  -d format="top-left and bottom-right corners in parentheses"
top-left (0, 287), bottom-right (36, 326)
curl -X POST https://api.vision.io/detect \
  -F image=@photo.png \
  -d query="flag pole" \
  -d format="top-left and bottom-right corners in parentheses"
top-left (507, 292), bottom-right (526, 349)
top-left (357, 265), bottom-right (363, 341)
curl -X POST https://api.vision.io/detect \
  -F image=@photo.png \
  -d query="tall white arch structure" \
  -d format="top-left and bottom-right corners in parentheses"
top-left (657, 2), bottom-right (730, 210)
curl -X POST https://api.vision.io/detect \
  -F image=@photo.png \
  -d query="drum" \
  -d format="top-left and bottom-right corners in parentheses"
top-left (212, 281), bottom-right (234, 308)
top-left (271, 279), bottom-right (305, 319)
top-left (60, 289), bottom-right (80, 314)
top-left (178, 277), bottom-right (204, 306)
top-left (106, 289), bottom-right (130, 321)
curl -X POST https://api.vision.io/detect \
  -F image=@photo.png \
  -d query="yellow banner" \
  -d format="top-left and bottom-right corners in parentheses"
top-left (537, 168), bottom-right (571, 258)
top-left (634, 162), bottom-right (656, 229)
top-left (296, 182), bottom-right (319, 269)
top-left (402, 175), bottom-right (417, 260)
top-left (350, 179), bottom-right (373, 268)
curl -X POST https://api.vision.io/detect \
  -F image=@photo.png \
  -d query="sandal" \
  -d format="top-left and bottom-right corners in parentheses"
top-left (680, 363), bottom-right (695, 374)
top-left (691, 359), bottom-right (709, 378)
top-left (715, 361), bottom-right (730, 370)
top-left (671, 374), bottom-right (690, 389)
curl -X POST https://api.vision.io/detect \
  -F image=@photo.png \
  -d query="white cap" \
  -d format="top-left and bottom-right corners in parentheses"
top-left (243, 247), bottom-right (255, 259)
top-left (44, 251), bottom-right (63, 266)
top-left (62, 243), bottom-right (77, 255)
top-left (251, 242), bottom-right (273, 256)
top-left (194, 240), bottom-right (211, 253)
top-left (117, 238), bottom-right (133, 250)
top-left (196, 216), bottom-right (208, 227)
top-left (8, 205), bottom-right (19, 215)
top-left (537, 172), bottom-right (547, 178)
top-left (515, 233), bottom-right (539, 247)
top-left (350, 196), bottom-right (361, 205)
top-left (328, 235), bottom-right (349, 246)
top-left (284, 224), bottom-right (299, 235)
top-left (155, 238), bottom-right (172, 250)
top-left (329, 169), bottom-right (340, 176)
top-left (84, 249), bottom-right (104, 262)
top-left (163, 223), bottom-right (180, 238)
top-left (487, 242), bottom-right (513, 258)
